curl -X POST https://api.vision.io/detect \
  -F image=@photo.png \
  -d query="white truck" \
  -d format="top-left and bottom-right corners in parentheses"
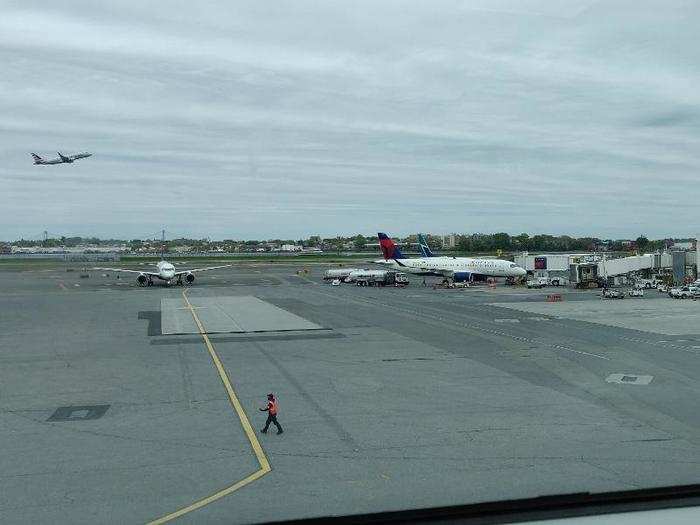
top-left (634, 277), bottom-right (661, 289)
top-left (323, 268), bottom-right (362, 281)
top-left (548, 276), bottom-right (568, 286)
top-left (527, 277), bottom-right (548, 289)
top-left (670, 285), bottom-right (700, 299)
top-left (347, 269), bottom-right (409, 287)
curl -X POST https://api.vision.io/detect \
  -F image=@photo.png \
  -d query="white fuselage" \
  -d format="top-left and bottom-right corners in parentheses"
top-left (155, 260), bottom-right (176, 281)
top-left (385, 256), bottom-right (527, 278)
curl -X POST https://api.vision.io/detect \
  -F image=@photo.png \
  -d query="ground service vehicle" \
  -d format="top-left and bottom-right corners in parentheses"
top-left (602, 289), bottom-right (624, 299)
top-left (527, 278), bottom-right (547, 289)
top-left (351, 270), bottom-right (408, 287)
top-left (323, 268), bottom-right (362, 281)
top-left (670, 286), bottom-right (700, 299)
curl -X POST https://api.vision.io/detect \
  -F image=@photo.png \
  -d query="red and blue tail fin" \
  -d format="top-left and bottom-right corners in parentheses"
top-left (377, 232), bottom-right (406, 260)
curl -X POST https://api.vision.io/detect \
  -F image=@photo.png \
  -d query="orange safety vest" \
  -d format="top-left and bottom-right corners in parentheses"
top-left (268, 399), bottom-right (278, 416)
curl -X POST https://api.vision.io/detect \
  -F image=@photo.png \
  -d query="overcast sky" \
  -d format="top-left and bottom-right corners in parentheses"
top-left (1, 0), bottom-right (699, 240)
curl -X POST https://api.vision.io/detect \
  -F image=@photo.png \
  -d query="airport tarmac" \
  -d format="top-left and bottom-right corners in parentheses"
top-left (1, 264), bottom-right (699, 524)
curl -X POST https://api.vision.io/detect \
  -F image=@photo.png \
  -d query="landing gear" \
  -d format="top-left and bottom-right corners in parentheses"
top-left (176, 276), bottom-right (183, 286)
top-left (147, 278), bottom-right (154, 287)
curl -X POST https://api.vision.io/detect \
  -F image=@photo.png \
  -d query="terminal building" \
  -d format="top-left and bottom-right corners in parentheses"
top-left (515, 246), bottom-right (699, 287)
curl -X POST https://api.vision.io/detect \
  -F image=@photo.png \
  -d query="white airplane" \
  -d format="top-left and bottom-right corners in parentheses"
top-left (377, 232), bottom-right (527, 282)
top-left (94, 259), bottom-right (231, 287)
top-left (31, 152), bottom-right (92, 165)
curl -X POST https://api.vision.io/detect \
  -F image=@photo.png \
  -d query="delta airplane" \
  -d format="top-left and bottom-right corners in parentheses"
top-left (377, 232), bottom-right (526, 282)
top-left (31, 152), bottom-right (92, 165)
top-left (94, 259), bottom-right (232, 287)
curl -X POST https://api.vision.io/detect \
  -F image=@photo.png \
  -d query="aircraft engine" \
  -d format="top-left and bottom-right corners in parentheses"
top-left (137, 274), bottom-right (148, 286)
top-left (185, 273), bottom-right (195, 284)
top-left (452, 271), bottom-right (473, 283)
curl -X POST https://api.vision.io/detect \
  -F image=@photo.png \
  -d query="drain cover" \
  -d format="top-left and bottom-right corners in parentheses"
top-left (606, 374), bottom-right (653, 385)
top-left (47, 405), bottom-right (110, 422)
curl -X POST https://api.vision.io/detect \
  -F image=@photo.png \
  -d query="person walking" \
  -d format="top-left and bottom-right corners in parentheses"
top-left (260, 393), bottom-right (283, 434)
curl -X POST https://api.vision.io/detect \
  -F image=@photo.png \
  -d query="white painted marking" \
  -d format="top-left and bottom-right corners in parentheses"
top-left (606, 373), bottom-right (653, 385)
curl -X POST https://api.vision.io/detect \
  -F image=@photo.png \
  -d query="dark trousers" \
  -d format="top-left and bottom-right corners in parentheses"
top-left (263, 413), bottom-right (283, 432)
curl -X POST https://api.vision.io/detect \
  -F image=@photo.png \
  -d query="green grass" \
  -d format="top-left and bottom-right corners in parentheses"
top-left (0, 253), bottom-right (383, 271)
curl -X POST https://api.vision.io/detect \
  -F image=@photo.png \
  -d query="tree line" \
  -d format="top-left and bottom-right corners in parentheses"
top-left (4, 233), bottom-right (686, 254)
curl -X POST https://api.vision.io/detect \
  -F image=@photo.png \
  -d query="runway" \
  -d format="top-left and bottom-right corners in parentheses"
top-left (1, 264), bottom-right (698, 523)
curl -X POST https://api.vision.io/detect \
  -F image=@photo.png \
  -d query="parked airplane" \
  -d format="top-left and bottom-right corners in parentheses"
top-left (31, 152), bottom-right (92, 165)
top-left (94, 259), bottom-right (232, 287)
top-left (417, 233), bottom-right (437, 257)
top-left (377, 232), bottom-right (526, 282)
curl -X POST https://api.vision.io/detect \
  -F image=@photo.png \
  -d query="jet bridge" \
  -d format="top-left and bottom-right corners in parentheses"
top-left (571, 253), bottom-right (675, 287)
top-left (597, 254), bottom-right (655, 278)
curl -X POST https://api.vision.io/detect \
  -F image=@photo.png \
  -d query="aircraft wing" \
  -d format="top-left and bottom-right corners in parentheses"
top-left (174, 264), bottom-right (232, 276)
top-left (92, 267), bottom-right (159, 276)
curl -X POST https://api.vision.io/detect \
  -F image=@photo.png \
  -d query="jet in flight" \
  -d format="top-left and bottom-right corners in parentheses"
top-left (31, 152), bottom-right (92, 165)
top-left (377, 232), bottom-right (527, 282)
top-left (93, 260), bottom-right (232, 287)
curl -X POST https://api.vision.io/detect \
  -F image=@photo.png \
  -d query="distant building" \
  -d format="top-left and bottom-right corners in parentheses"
top-left (442, 234), bottom-right (456, 249)
top-left (280, 244), bottom-right (302, 252)
top-left (671, 241), bottom-right (694, 251)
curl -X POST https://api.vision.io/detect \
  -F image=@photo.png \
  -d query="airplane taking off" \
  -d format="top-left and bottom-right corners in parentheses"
top-left (93, 260), bottom-right (232, 287)
top-left (377, 232), bottom-right (527, 282)
top-left (31, 152), bottom-right (92, 165)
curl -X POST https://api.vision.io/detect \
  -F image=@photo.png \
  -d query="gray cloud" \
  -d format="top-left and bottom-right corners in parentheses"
top-left (1, 0), bottom-right (699, 240)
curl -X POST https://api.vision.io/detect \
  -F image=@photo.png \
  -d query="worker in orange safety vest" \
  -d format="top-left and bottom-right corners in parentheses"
top-left (260, 393), bottom-right (283, 434)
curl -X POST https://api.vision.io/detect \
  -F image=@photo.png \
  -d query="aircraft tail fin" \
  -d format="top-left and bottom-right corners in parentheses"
top-left (31, 153), bottom-right (42, 163)
top-left (417, 233), bottom-right (435, 257)
top-left (377, 232), bottom-right (406, 260)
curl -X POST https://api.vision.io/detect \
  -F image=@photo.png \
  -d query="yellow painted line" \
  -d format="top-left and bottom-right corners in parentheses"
top-left (147, 290), bottom-right (271, 524)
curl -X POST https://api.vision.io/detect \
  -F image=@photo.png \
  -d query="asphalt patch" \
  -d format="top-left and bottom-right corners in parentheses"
top-left (138, 311), bottom-right (162, 336)
top-left (47, 405), bottom-right (110, 422)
